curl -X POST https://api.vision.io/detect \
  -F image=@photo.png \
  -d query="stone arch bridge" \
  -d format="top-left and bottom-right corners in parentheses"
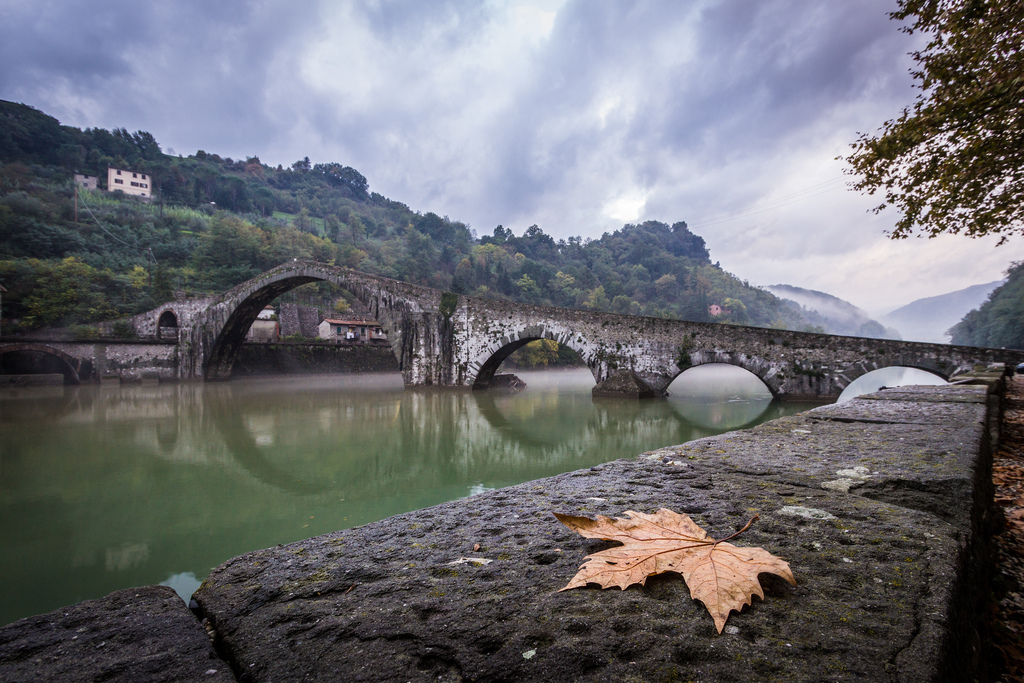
top-left (105, 260), bottom-right (1024, 400)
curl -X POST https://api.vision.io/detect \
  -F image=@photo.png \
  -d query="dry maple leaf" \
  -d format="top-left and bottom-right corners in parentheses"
top-left (554, 508), bottom-right (796, 633)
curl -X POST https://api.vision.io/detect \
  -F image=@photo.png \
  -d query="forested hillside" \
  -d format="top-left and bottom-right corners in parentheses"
top-left (0, 99), bottom-right (824, 334)
top-left (948, 262), bottom-right (1024, 350)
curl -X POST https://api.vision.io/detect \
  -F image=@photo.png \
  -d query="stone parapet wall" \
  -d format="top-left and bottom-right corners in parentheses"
top-left (186, 377), bottom-right (999, 681)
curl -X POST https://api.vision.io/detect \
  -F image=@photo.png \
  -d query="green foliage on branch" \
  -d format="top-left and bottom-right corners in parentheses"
top-left (844, 0), bottom-right (1024, 241)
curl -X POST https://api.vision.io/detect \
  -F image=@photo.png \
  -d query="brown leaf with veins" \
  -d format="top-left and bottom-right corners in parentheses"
top-left (555, 508), bottom-right (796, 633)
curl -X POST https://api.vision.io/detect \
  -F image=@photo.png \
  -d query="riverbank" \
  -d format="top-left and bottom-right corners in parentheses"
top-left (991, 375), bottom-right (1024, 681)
top-left (0, 367), bottom-right (1006, 681)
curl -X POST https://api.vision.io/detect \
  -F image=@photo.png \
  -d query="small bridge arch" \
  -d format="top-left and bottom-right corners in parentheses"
top-left (674, 352), bottom-right (783, 400)
top-left (0, 343), bottom-right (82, 384)
top-left (469, 324), bottom-right (597, 389)
top-left (837, 355), bottom-right (957, 388)
top-left (156, 310), bottom-right (179, 341)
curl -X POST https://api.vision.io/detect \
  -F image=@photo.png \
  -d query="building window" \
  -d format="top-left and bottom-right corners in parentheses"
top-left (114, 178), bottom-right (123, 184)
top-left (116, 170), bottom-right (121, 175)
top-left (141, 174), bottom-right (147, 180)
top-left (131, 181), bottom-right (139, 187)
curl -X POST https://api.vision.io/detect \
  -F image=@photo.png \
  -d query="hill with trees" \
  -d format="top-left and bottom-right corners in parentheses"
top-left (1, 99), bottom-right (852, 336)
top-left (948, 262), bottom-right (1024, 350)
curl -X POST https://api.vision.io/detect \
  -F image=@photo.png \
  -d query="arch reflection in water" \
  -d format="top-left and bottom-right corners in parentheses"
top-left (837, 366), bottom-right (947, 403)
top-left (667, 364), bottom-right (774, 429)
top-left (0, 370), bottom-right (816, 627)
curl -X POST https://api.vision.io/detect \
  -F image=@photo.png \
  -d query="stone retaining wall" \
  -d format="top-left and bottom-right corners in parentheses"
top-left (231, 342), bottom-right (399, 377)
top-left (0, 370), bottom-right (1005, 682)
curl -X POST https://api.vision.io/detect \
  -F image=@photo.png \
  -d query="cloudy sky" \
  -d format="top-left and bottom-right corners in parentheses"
top-left (0, 0), bottom-right (1018, 314)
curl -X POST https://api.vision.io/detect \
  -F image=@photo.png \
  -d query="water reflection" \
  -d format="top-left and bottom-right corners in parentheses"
top-left (0, 368), bottom-right (816, 625)
top-left (668, 363), bottom-right (774, 429)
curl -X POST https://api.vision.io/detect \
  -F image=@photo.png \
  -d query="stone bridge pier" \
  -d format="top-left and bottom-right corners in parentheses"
top-left (116, 260), bottom-right (1024, 400)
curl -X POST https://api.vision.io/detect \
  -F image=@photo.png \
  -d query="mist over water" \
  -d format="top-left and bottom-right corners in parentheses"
top-left (0, 366), bottom-right (814, 625)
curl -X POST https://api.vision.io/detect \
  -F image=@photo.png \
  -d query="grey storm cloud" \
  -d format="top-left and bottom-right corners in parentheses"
top-left (0, 0), bottom-right (1016, 311)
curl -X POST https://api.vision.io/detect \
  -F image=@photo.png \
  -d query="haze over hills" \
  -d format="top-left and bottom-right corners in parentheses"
top-left (766, 284), bottom-right (901, 340)
top-left (882, 280), bottom-right (1005, 344)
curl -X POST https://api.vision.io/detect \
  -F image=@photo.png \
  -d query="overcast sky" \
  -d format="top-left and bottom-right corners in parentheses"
top-left (0, 0), bottom-right (1019, 314)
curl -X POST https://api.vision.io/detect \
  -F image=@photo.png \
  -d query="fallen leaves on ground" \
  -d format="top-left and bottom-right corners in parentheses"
top-left (555, 508), bottom-right (795, 633)
top-left (993, 377), bottom-right (1024, 682)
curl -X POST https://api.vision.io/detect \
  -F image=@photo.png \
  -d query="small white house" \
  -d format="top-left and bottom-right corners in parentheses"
top-left (318, 318), bottom-right (387, 343)
top-left (107, 167), bottom-right (151, 198)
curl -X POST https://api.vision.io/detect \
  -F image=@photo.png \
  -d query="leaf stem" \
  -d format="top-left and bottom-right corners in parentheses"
top-left (716, 514), bottom-right (759, 544)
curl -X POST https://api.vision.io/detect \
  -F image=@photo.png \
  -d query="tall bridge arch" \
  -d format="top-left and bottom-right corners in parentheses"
top-left (119, 260), bottom-right (1024, 400)
top-left (185, 263), bottom-right (438, 381)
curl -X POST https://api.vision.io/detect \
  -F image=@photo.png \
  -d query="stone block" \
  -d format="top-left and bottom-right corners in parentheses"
top-left (0, 586), bottom-right (233, 683)
top-left (592, 369), bottom-right (663, 398)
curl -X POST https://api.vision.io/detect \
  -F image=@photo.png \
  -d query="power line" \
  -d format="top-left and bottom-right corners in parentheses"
top-left (77, 189), bottom-right (136, 247)
top-left (690, 177), bottom-right (847, 228)
top-left (77, 188), bottom-right (158, 266)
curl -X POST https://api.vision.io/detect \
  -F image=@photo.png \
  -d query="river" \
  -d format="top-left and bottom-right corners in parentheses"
top-left (0, 365), bottom-right (822, 626)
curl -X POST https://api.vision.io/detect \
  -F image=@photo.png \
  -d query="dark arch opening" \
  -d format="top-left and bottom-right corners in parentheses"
top-left (157, 310), bottom-right (178, 340)
top-left (0, 344), bottom-right (82, 385)
top-left (204, 274), bottom-right (400, 381)
top-left (472, 337), bottom-right (594, 390)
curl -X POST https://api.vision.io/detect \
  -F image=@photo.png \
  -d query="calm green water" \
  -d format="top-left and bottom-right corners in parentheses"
top-left (0, 366), bottom-right (818, 626)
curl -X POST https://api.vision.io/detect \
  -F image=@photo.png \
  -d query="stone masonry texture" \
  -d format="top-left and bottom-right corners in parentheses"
top-left (0, 586), bottom-right (234, 682)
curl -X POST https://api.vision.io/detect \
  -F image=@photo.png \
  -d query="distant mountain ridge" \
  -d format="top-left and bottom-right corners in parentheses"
top-left (766, 284), bottom-right (901, 340)
top-left (882, 281), bottom-right (1004, 344)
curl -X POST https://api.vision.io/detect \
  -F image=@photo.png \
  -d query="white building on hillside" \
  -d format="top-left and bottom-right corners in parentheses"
top-left (107, 167), bottom-right (151, 198)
